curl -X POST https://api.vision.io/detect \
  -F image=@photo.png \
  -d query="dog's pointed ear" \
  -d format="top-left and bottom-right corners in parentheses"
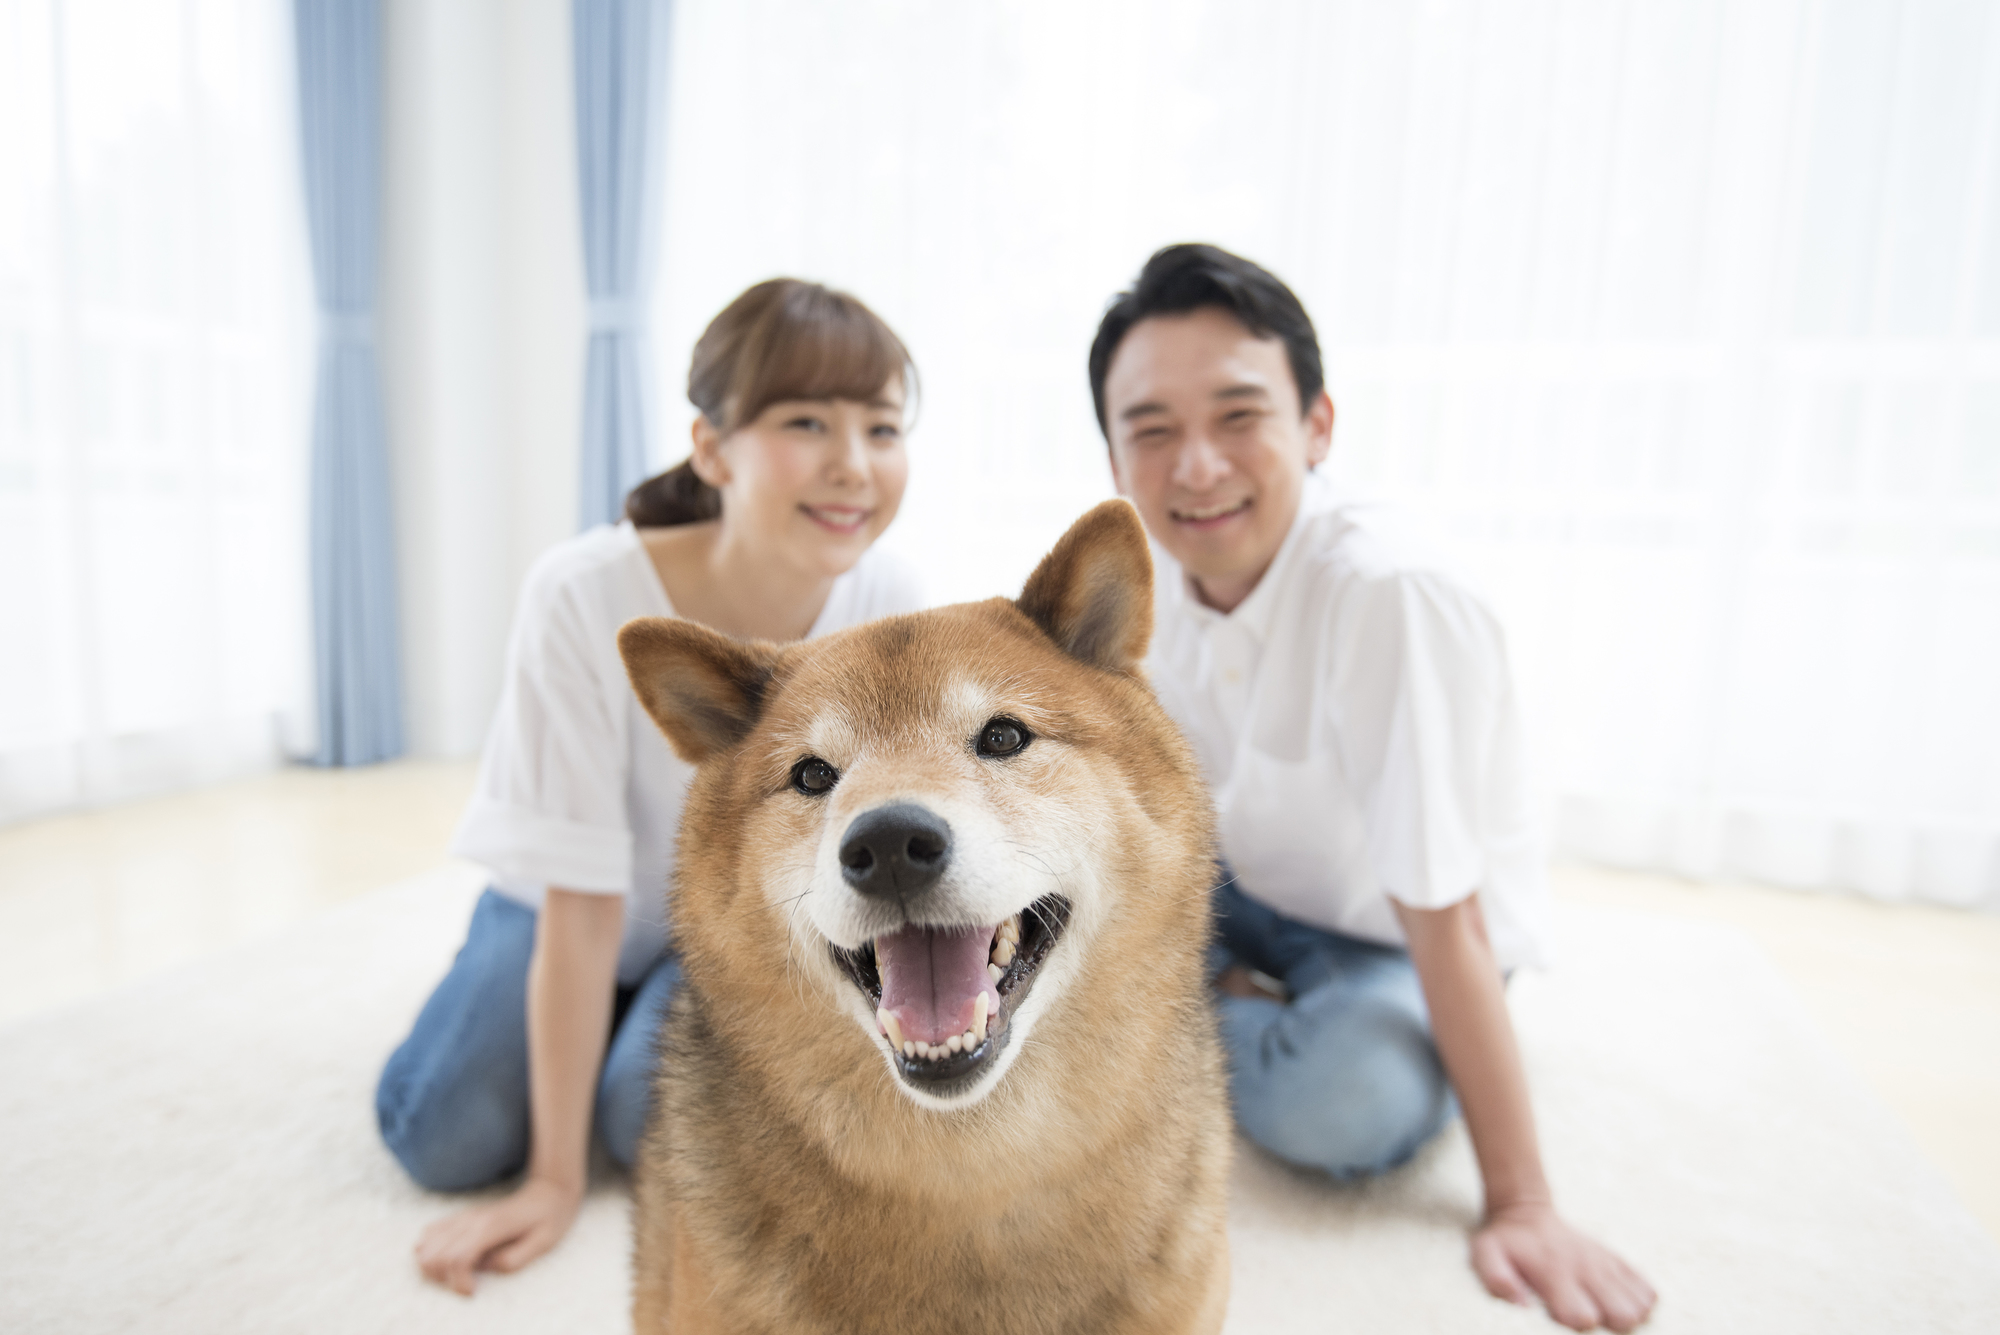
top-left (618, 617), bottom-right (778, 764)
top-left (1016, 499), bottom-right (1154, 674)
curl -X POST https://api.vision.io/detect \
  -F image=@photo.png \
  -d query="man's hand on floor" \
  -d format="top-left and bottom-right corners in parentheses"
top-left (1471, 1200), bottom-right (1657, 1332)
top-left (414, 1175), bottom-right (584, 1296)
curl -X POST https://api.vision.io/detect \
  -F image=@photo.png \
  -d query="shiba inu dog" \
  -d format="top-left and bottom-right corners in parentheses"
top-left (617, 500), bottom-right (1230, 1334)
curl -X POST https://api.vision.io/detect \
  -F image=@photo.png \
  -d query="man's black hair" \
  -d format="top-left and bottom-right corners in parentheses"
top-left (1087, 243), bottom-right (1324, 437)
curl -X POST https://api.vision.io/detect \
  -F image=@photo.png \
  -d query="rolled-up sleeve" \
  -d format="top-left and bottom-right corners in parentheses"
top-left (1329, 571), bottom-right (1520, 913)
top-left (449, 555), bottom-right (632, 896)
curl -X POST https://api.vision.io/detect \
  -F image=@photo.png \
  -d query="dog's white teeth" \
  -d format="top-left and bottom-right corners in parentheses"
top-left (878, 1008), bottom-right (905, 1053)
top-left (985, 918), bottom-right (1022, 972)
top-left (904, 1021), bottom-right (990, 1064)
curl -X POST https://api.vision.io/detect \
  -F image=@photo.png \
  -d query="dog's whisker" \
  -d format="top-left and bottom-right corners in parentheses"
top-left (777, 878), bottom-right (825, 1015)
top-left (1002, 839), bottom-right (1086, 887)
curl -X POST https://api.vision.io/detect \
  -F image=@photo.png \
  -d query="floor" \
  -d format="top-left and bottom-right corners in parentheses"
top-left (2, 759), bottom-right (1996, 1247)
top-left (0, 760), bottom-right (477, 1021)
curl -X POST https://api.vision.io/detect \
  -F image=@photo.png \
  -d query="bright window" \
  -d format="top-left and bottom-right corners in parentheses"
top-left (651, 0), bottom-right (2000, 905)
top-left (0, 0), bottom-right (313, 819)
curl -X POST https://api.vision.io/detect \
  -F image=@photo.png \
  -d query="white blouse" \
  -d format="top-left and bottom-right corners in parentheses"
top-left (1145, 483), bottom-right (1552, 972)
top-left (450, 522), bottom-right (926, 982)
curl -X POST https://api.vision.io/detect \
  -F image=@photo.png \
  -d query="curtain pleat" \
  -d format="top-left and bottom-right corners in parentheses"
top-left (294, 0), bottom-right (404, 765)
top-left (573, 0), bottom-right (666, 530)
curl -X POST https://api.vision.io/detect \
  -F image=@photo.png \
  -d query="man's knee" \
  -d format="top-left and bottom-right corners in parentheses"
top-left (1231, 992), bottom-right (1453, 1179)
top-left (376, 1062), bottom-right (530, 1192)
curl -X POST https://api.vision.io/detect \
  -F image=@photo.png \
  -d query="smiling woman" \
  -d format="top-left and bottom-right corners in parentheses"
top-left (623, 278), bottom-right (914, 533)
top-left (632, 279), bottom-right (917, 642)
top-left (380, 274), bottom-right (929, 1296)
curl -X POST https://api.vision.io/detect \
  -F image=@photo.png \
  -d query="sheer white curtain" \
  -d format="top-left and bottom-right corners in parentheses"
top-left (652, 0), bottom-right (2000, 908)
top-left (0, 0), bottom-right (314, 821)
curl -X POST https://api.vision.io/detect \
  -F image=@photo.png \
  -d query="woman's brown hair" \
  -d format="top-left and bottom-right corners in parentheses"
top-left (624, 279), bottom-right (915, 527)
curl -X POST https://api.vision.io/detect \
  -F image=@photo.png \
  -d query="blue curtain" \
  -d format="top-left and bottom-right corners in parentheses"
top-left (294, 0), bottom-right (404, 765)
top-left (574, 0), bottom-right (667, 530)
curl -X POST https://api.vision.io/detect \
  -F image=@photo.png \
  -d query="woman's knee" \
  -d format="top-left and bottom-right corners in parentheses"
top-left (375, 889), bottom-right (537, 1191)
top-left (595, 1060), bottom-right (653, 1169)
top-left (1230, 993), bottom-right (1454, 1179)
top-left (376, 1057), bottom-right (531, 1191)
top-left (597, 956), bottom-right (677, 1168)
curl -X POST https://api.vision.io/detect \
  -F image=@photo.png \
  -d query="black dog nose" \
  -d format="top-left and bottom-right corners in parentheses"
top-left (839, 803), bottom-right (953, 900)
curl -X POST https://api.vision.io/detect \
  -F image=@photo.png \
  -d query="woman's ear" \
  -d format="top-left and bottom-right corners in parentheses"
top-left (689, 415), bottom-right (731, 489)
top-left (618, 617), bottom-right (778, 763)
top-left (1016, 499), bottom-right (1154, 675)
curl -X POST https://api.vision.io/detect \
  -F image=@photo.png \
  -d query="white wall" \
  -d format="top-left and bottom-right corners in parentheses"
top-left (380, 0), bottom-right (582, 759)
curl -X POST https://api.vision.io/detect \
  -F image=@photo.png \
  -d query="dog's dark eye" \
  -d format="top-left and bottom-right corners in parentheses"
top-left (975, 717), bottom-right (1030, 758)
top-left (791, 757), bottom-right (839, 796)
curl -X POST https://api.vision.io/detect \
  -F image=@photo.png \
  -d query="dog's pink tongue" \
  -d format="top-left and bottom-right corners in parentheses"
top-left (876, 924), bottom-right (1001, 1046)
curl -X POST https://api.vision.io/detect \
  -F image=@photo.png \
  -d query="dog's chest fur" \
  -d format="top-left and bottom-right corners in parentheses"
top-left (639, 980), bottom-right (1228, 1334)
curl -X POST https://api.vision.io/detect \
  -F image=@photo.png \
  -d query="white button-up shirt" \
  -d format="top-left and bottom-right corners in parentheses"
top-left (1146, 484), bottom-right (1551, 971)
top-left (450, 522), bottom-right (925, 982)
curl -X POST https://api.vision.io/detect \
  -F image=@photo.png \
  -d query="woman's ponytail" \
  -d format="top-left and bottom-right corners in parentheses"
top-left (623, 459), bottom-right (721, 528)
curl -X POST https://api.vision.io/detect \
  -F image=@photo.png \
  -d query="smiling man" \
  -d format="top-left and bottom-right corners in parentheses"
top-left (1089, 245), bottom-right (1657, 1332)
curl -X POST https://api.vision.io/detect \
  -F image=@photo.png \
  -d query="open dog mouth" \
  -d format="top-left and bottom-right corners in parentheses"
top-left (832, 895), bottom-right (1072, 1092)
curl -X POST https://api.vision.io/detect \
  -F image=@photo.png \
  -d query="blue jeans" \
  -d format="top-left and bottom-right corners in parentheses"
top-left (1211, 878), bottom-right (1457, 1179)
top-left (375, 889), bottom-right (679, 1191)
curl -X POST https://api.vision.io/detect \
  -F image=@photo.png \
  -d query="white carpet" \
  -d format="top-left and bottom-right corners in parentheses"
top-left (2, 865), bottom-right (1996, 1334)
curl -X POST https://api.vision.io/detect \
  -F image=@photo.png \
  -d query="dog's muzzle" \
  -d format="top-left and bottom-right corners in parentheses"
top-left (830, 804), bottom-right (1071, 1100)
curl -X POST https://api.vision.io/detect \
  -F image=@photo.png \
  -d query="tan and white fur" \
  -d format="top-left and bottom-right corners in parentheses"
top-left (618, 500), bottom-right (1231, 1334)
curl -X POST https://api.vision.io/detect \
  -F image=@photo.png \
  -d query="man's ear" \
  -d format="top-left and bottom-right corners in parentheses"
top-left (1304, 389), bottom-right (1334, 470)
top-left (1016, 499), bottom-right (1154, 674)
top-left (617, 617), bottom-right (777, 763)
